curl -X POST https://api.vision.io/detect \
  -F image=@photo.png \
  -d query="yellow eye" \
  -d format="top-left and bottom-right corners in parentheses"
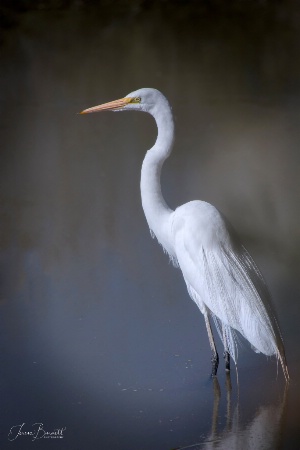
top-left (131, 96), bottom-right (141, 103)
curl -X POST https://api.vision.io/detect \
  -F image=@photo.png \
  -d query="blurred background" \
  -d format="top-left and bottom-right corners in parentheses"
top-left (0, 1), bottom-right (299, 449)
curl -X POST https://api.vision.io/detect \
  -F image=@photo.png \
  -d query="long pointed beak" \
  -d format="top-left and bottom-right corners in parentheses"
top-left (80, 97), bottom-right (132, 114)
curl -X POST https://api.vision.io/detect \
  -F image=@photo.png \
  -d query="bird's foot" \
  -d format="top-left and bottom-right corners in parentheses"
top-left (223, 351), bottom-right (230, 372)
top-left (211, 353), bottom-right (219, 377)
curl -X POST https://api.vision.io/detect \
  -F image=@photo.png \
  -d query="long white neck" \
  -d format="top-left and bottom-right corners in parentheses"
top-left (140, 100), bottom-right (175, 253)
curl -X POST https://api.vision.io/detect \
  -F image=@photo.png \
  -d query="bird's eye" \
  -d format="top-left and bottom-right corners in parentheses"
top-left (131, 96), bottom-right (141, 103)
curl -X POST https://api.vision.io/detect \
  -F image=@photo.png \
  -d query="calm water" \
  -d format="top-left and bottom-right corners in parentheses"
top-left (0, 3), bottom-right (299, 449)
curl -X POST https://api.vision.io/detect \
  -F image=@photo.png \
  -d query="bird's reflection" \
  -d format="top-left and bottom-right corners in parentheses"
top-left (174, 375), bottom-right (288, 450)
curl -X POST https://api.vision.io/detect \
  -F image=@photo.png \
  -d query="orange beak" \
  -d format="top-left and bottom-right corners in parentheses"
top-left (80, 97), bottom-right (133, 114)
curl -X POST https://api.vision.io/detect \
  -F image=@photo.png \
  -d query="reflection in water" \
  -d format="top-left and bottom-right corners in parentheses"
top-left (176, 378), bottom-right (288, 450)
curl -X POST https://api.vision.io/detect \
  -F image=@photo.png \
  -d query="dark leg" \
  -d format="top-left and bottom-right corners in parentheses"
top-left (222, 325), bottom-right (230, 372)
top-left (224, 351), bottom-right (230, 372)
top-left (225, 372), bottom-right (232, 431)
top-left (212, 352), bottom-right (219, 377)
top-left (203, 310), bottom-right (219, 377)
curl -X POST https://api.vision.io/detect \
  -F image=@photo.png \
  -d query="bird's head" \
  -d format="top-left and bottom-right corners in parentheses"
top-left (80, 88), bottom-right (169, 116)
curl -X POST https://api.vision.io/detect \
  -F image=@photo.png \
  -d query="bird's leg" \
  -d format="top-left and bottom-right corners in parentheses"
top-left (225, 372), bottom-right (232, 431)
top-left (203, 310), bottom-right (219, 377)
top-left (222, 326), bottom-right (230, 372)
top-left (224, 351), bottom-right (230, 372)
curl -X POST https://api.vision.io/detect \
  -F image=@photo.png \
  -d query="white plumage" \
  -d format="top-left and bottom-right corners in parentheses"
top-left (81, 88), bottom-right (289, 381)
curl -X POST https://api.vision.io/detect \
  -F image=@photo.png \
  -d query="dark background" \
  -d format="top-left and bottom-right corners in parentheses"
top-left (0, 1), bottom-right (299, 449)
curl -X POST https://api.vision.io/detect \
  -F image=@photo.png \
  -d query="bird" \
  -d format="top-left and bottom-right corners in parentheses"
top-left (80, 88), bottom-right (289, 381)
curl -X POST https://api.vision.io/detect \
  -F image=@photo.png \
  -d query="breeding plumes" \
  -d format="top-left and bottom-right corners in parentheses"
top-left (81, 88), bottom-right (289, 381)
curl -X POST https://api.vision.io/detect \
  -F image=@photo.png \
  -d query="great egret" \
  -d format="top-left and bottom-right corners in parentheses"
top-left (81, 88), bottom-right (289, 381)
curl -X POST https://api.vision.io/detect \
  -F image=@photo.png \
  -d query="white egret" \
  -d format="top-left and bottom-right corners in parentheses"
top-left (81, 88), bottom-right (289, 381)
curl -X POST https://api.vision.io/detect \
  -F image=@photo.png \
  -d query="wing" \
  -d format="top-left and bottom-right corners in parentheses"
top-left (172, 201), bottom-right (288, 376)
